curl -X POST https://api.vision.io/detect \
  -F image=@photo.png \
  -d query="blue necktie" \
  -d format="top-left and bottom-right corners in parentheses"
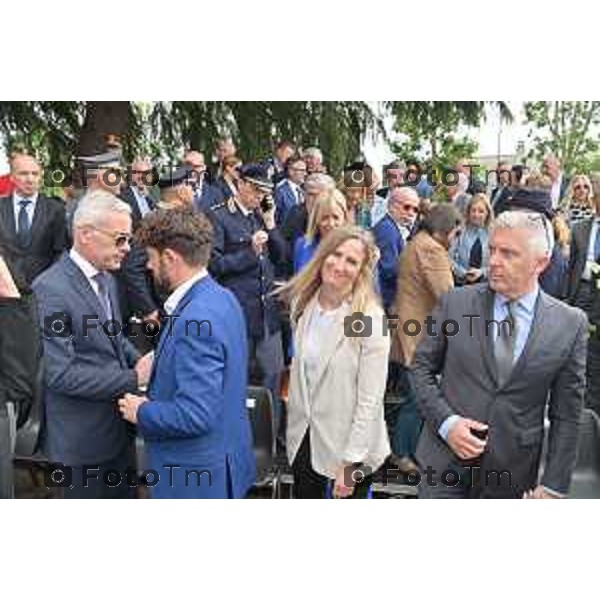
top-left (495, 301), bottom-right (518, 386)
top-left (17, 199), bottom-right (32, 247)
top-left (93, 272), bottom-right (113, 322)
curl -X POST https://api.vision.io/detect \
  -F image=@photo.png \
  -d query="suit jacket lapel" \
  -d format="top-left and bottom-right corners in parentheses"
top-left (28, 195), bottom-right (48, 246)
top-left (297, 295), bottom-right (348, 398)
top-left (0, 197), bottom-right (17, 241)
top-left (507, 291), bottom-right (549, 385)
top-left (64, 256), bottom-right (124, 361)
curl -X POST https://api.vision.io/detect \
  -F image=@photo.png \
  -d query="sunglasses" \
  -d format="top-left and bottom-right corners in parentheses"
top-left (90, 226), bottom-right (132, 248)
top-left (574, 184), bottom-right (590, 191)
top-left (400, 204), bottom-right (419, 213)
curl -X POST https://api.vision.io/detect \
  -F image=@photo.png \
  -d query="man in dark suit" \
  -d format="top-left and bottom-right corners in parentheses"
top-left (568, 175), bottom-right (600, 415)
top-left (32, 190), bottom-right (153, 499)
top-left (0, 153), bottom-right (69, 290)
top-left (274, 156), bottom-right (306, 226)
top-left (207, 164), bottom-right (287, 439)
top-left (118, 209), bottom-right (256, 498)
top-left (120, 158), bottom-right (156, 228)
top-left (0, 256), bottom-right (41, 498)
top-left (414, 210), bottom-right (587, 498)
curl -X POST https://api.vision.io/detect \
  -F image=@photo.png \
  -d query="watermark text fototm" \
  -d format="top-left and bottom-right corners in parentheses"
top-left (44, 463), bottom-right (213, 490)
top-left (343, 312), bottom-right (515, 339)
top-left (43, 312), bottom-right (212, 340)
top-left (344, 463), bottom-right (513, 490)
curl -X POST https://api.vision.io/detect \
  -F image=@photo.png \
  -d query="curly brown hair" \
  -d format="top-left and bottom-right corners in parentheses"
top-left (134, 208), bottom-right (214, 267)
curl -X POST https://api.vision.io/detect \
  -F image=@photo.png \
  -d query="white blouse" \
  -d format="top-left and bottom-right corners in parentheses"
top-left (302, 299), bottom-right (349, 398)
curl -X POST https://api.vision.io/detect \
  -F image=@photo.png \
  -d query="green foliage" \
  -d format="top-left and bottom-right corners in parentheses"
top-left (0, 101), bottom-right (509, 181)
top-left (388, 101), bottom-right (509, 169)
top-left (524, 101), bottom-right (600, 175)
top-left (0, 101), bottom-right (384, 178)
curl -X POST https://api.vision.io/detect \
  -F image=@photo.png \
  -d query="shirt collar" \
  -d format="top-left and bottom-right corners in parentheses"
top-left (233, 196), bottom-right (252, 217)
top-left (14, 191), bottom-right (38, 207)
top-left (495, 284), bottom-right (539, 314)
top-left (69, 248), bottom-right (100, 281)
top-left (164, 269), bottom-right (208, 315)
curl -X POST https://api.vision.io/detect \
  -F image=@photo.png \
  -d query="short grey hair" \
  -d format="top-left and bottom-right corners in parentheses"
top-left (389, 186), bottom-right (419, 205)
top-left (490, 210), bottom-right (554, 258)
top-left (303, 147), bottom-right (323, 162)
top-left (73, 190), bottom-right (132, 229)
top-left (304, 173), bottom-right (335, 194)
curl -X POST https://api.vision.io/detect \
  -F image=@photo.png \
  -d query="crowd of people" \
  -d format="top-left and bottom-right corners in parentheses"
top-left (0, 136), bottom-right (596, 499)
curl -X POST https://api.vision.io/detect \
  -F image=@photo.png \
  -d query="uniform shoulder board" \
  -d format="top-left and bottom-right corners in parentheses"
top-left (210, 201), bottom-right (226, 211)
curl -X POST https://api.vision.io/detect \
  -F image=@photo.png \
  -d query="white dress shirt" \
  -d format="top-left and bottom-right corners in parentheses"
top-left (163, 269), bottom-right (208, 315)
top-left (13, 192), bottom-right (38, 231)
top-left (131, 186), bottom-right (152, 217)
top-left (69, 248), bottom-right (101, 296)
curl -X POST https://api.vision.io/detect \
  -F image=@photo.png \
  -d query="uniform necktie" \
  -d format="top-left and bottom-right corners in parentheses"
top-left (93, 272), bottom-right (113, 322)
top-left (17, 199), bottom-right (32, 247)
top-left (495, 301), bottom-right (517, 386)
top-left (469, 236), bottom-right (483, 269)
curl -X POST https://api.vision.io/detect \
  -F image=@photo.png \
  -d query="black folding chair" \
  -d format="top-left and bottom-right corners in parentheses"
top-left (13, 361), bottom-right (51, 490)
top-left (246, 386), bottom-right (280, 499)
top-left (569, 409), bottom-right (600, 499)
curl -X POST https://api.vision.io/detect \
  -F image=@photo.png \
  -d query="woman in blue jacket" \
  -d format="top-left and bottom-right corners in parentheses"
top-left (293, 190), bottom-right (347, 273)
top-left (450, 193), bottom-right (493, 285)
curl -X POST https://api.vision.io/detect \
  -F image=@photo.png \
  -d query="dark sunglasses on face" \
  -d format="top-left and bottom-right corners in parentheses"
top-left (400, 204), bottom-right (419, 213)
top-left (91, 226), bottom-right (132, 248)
top-left (575, 185), bottom-right (590, 191)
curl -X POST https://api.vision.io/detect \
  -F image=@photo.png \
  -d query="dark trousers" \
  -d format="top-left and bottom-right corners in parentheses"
top-left (384, 362), bottom-right (422, 458)
top-left (291, 431), bottom-right (372, 499)
top-left (573, 283), bottom-right (600, 415)
top-left (0, 402), bottom-right (17, 499)
top-left (249, 326), bottom-right (284, 437)
top-left (62, 446), bottom-right (136, 499)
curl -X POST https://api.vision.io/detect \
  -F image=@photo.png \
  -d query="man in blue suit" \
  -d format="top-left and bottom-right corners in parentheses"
top-left (118, 208), bottom-right (256, 499)
top-left (32, 190), bottom-right (154, 499)
top-left (372, 187), bottom-right (421, 312)
top-left (372, 186), bottom-right (422, 475)
top-left (274, 156), bottom-right (306, 226)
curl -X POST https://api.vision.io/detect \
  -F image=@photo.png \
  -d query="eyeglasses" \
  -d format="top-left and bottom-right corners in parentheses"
top-left (400, 204), bottom-right (419, 213)
top-left (90, 226), bottom-right (132, 248)
top-left (574, 185), bottom-right (590, 191)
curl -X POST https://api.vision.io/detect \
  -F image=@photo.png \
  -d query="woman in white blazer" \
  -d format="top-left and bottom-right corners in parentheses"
top-left (279, 226), bottom-right (391, 498)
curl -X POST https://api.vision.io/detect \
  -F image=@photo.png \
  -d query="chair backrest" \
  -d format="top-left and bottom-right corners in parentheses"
top-left (14, 351), bottom-right (45, 458)
top-left (246, 386), bottom-right (276, 478)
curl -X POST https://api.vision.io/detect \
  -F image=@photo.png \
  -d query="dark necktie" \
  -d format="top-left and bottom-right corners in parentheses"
top-left (495, 301), bottom-right (517, 386)
top-left (93, 272), bottom-right (113, 322)
top-left (594, 225), bottom-right (600, 262)
top-left (17, 199), bottom-right (32, 247)
top-left (469, 236), bottom-right (483, 269)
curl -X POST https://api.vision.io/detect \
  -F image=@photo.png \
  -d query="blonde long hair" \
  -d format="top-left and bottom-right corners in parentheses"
top-left (277, 225), bottom-right (380, 325)
top-left (305, 189), bottom-right (348, 244)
